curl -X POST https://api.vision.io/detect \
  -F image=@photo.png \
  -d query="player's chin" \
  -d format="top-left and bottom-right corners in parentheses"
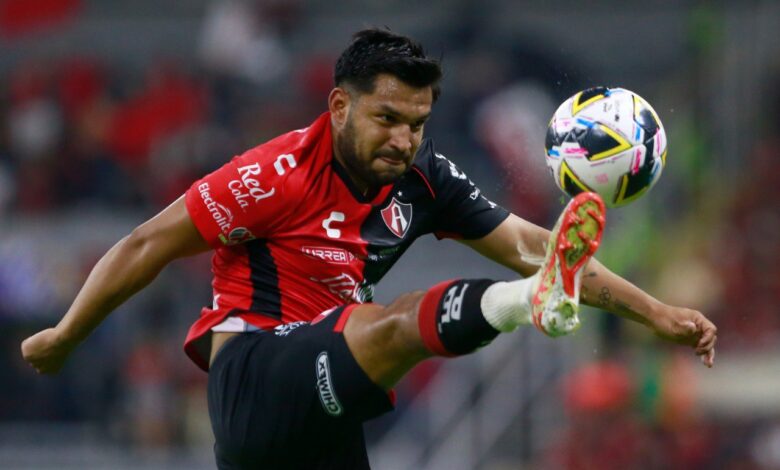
top-left (372, 161), bottom-right (408, 183)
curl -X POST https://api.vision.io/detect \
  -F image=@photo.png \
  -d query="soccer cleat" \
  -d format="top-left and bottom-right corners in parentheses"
top-left (532, 192), bottom-right (606, 337)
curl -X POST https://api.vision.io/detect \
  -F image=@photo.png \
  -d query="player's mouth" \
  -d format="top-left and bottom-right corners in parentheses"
top-left (375, 151), bottom-right (409, 167)
top-left (378, 156), bottom-right (406, 166)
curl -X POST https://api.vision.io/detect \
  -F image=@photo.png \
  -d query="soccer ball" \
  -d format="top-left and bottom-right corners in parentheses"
top-left (544, 87), bottom-right (667, 208)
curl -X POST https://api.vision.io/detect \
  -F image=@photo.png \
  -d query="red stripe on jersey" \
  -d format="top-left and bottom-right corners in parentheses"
top-left (411, 166), bottom-right (436, 199)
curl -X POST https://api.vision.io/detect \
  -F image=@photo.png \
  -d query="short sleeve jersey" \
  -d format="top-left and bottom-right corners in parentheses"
top-left (183, 112), bottom-right (509, 370)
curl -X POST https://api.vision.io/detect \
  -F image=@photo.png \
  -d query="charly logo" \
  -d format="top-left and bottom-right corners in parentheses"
top-left (316, 352), bottom-right (343, 416)
top-left (322, 211), bottom-right (345, 239)
top-left (198, 182), bottom-right (233, 234)
top-left (228, 163), bottom-right (276, 210)
top-left (380, 198), bottom-right (412, 238)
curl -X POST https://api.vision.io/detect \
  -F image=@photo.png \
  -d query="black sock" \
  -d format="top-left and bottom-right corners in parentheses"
top-left (418, 279), bottom-right (501, 356)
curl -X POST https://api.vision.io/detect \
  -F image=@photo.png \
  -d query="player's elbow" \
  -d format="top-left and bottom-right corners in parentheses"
top-left (120, 225), bottom-right (173, 272)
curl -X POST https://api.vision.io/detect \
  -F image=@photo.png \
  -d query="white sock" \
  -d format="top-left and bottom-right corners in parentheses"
top-left (480, 275), bottom-right (537, 332)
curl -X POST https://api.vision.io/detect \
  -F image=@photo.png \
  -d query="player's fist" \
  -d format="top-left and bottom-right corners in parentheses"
top-left (649, 305), bottom-right (717, 368)
top-left (21, 328), bottom-right (76, 374)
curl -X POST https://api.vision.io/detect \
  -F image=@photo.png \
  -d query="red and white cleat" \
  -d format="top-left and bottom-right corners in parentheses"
top-left (532, 192), bottom-right (606, 337)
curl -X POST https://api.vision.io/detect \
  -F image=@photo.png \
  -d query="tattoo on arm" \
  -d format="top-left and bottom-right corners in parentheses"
top-left (585, 284), bottom-right (635, 315)
top-left (597, 287), bottom-right (611, 307)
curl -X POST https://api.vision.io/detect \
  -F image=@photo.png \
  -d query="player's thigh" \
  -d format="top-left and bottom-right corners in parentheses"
top-left (279, 304), bottom-right (396, 423)
top-left (208, 306), bottom-right (394, 467)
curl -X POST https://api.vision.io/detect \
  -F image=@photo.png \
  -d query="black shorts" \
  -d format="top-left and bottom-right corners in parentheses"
top-left (207, 305), bottom-right (394, 469)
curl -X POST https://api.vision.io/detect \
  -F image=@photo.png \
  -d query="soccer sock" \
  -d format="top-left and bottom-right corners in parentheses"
top-left (480, 277), bottom-right (535, 332)
top-left (417, 277), bottom-right (535, 357)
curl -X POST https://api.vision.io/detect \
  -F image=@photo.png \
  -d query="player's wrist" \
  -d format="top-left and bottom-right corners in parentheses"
top-left (53, 322), bottom-right (84, 350)
top-left (639, 298), bottom-right (669, 327)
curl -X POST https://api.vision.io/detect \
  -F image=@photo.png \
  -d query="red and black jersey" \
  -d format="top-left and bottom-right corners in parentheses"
top-left (183, 112), bottom-right (509, 370)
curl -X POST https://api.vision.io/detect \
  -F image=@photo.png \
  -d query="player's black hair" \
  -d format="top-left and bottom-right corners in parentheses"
top-left (335, 28), bottom-right (442, 102)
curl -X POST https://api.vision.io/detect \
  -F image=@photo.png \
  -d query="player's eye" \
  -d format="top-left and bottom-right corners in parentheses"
top-left (411, 121), bottom-right (426, 132)
top-left (380, 114), bottom-right (397, 124)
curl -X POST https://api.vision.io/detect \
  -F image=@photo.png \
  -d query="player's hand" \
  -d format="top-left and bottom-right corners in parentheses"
top-left (21, 328), bottom-right (77, 375)
top-left (649, 305), bottom-right (717, 368)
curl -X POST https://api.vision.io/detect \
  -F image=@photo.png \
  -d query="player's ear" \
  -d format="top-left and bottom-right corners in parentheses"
top-left (328, 87), bottom-right (351, 128)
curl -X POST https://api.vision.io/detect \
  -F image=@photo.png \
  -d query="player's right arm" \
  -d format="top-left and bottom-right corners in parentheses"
top-left (21, 196), bottom-right (210, 374)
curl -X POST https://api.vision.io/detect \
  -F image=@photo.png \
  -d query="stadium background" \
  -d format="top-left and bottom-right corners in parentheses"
top-left (1, 1), bottom-right (779, 468)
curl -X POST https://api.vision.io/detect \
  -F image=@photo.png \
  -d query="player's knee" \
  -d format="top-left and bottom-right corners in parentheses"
top-left (374, 290), bottom-right (427, 353)
top-left (346, 290), bottom-right (425, 350)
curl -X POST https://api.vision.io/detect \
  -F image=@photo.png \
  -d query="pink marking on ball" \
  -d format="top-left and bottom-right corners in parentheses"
top-left (564, 147), bottom-right (589, 156)
top-left (631, 148), bottom-right (642, 175)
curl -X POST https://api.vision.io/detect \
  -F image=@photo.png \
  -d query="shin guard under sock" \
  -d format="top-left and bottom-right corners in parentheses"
top-left (417, 279), bottom-right (500, 356)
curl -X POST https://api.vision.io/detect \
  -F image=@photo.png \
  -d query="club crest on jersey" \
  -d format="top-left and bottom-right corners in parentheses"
top-left (381, 198), bottom-right (412, 238)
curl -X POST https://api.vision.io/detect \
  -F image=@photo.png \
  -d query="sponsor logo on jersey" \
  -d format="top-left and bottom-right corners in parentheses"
top-left (218, 226), bottom-right (256, 246)
top-left (316, 352), bottom-right (343, 416)
top-left (228, 163), bottom-right (276, 210)
top-left (198, 182), bottom-right (233, 234)
top-left (310, 273), bottom-right (374, 303)
top-left (381, 198), bottom-right (412, 238)
top-left (301, 246), bottom-right (355, 265)
top-left (436, 152), bottom-right (467, 180)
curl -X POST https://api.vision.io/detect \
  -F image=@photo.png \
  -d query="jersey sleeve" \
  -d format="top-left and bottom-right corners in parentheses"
top-left (416, 140), bottom-right (510, 240)
top-left (184, 147), bottom-right (296, 248)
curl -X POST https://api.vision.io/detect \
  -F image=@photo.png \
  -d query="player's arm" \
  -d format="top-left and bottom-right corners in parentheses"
top-left (21, 196), bottom-right (210, 374)
top-left (461, 213), bottom-right (717, 367)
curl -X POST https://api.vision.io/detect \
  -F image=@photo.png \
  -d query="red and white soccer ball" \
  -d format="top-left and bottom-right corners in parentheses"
top-left (544, 87), bottom-right (667, 208)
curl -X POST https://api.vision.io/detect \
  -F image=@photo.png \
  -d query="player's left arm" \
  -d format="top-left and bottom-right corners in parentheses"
top-left (462, 213), bottom-right (717, 367)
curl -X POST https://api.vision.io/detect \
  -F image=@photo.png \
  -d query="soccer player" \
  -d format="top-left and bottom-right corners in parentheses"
top-left (21, 29), bottom-right (716, 469)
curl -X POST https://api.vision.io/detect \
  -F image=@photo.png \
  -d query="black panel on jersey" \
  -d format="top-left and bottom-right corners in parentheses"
top-left (360, 169), bottom-right (435, 285)
top-left (358, 139), bottom-right (509, 287)
top-left (413, 139), bottom-right (510, 239)
top-left (246, 239), bottom-right (283, 320)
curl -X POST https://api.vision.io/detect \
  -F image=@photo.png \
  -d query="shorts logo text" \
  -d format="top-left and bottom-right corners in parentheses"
top-left (316, 352), bottom-right (343, 416)
top-left (274, 321), bottom-right (306, 337)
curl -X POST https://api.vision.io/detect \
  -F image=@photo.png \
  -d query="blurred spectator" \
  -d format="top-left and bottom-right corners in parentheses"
top-left (473, 82), bottom-right (559, 223)
top-left (199, 0), bottom-right (291, 85)
top-left (0, 0), bottom-right (82, 38)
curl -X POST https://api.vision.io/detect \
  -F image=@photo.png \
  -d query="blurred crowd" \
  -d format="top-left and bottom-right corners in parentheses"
top-left (1, 1), bottom-right (779, 467)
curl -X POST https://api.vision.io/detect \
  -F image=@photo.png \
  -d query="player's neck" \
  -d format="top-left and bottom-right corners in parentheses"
top-left (332, 144), bottom-right (371, 196)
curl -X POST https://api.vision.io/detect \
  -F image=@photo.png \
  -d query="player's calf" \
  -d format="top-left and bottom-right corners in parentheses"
top-left (417, 277), bottom-right (537, 356)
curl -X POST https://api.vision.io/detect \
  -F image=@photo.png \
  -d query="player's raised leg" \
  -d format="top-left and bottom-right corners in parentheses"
top-left (344, 192), bottom-right (606, 390)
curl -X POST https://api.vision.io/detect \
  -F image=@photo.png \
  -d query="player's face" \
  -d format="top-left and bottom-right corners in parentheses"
top-left (332, 74), bottom-right (433, 191)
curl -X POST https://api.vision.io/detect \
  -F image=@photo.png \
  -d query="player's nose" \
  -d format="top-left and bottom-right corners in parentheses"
top-left (388, 125), bottom-right (413, 155)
